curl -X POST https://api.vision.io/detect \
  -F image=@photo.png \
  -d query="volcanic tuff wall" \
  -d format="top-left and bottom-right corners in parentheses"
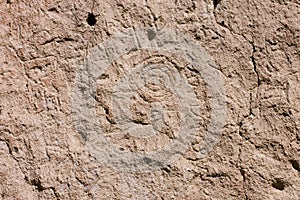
top-left (0, 0), bottom-right (299, 199)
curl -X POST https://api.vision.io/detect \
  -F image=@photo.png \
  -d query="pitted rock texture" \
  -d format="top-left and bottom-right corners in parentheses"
top-left (0, 0), bottom-right (299, 199)
top-left (95, 52), bottom-right (189, 153)
top-left (71, 28), bottom-right (226, 173)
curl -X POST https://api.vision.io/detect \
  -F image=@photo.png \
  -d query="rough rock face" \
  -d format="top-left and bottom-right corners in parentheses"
top-left (0, 0), bottom-right (299, 199)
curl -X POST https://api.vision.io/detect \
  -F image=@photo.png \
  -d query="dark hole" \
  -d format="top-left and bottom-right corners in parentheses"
top-left (87, 12), bottom-right (97, 26)
top-left (272, 178), bottom-right (285, 191)
top-left (213, 0), bottom-right (221, 9)
top-left (13, 147), bottom-right (19, 152)
top-left (162, 166), bottom-right (171, 173)
top-left (31, 178), bottom-right (45, 191)
top-left (240, 169), bottom-right (246, 182)
top-left (119, 147), bottom-right (125, 151)
top-left (48, 7), bottom-right (58, 12)
top-left (289, 160), bottom-right (300, 172)
top-left (282, 111), bottom-right (289, 116)
top-left (100, 73), bottom-right (109, 79)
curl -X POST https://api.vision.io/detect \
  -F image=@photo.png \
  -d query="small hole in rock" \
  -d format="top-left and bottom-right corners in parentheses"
top-left (87, 12), bottom-right (97, 26)
top-left (213, 0), bottom-right (221, 9)
top-left (272, 178), bottom-right (285, 191)
top-left (289, 160), bottom-right (300, 172)
top-left (31, 178), bottom-right (45, 191)
top-left (13, 147), bottom-right (19, 152)
top-left (100, 73), bottom-right (109, 79)
top-left (282, 111), bottom-right (289, 117)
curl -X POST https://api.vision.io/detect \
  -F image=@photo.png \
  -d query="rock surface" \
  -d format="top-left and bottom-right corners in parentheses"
top-left (0, 0), bottom-right (299, 199)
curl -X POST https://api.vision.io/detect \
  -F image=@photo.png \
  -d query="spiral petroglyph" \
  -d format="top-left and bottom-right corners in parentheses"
top-left (71, 28), bottom-right (226, 172)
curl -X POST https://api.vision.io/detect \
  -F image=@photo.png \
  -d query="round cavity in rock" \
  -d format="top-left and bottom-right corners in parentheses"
top-left (87, 12), bottom-right (97, 26)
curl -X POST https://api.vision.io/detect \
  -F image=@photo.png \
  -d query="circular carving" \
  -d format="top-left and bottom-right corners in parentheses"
top-left (71, 28), bottom-right (226, 172)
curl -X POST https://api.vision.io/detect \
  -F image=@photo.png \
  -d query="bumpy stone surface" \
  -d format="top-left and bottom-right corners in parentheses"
top-left (0, 0), bottom-right (299, 199)
top-left (71, 28), bottom-right (226, 173)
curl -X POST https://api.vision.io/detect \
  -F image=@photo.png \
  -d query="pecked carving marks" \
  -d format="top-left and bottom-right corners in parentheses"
top-left (71, 28), bottom-right (226, 172)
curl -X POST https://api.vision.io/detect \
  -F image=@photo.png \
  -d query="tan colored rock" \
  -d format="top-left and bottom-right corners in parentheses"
top-left (0, 0), bottom-right (299, 199)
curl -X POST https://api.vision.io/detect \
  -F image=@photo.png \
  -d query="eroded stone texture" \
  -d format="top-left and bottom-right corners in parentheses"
top-left (0, 0), bottom-right (299, 199)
